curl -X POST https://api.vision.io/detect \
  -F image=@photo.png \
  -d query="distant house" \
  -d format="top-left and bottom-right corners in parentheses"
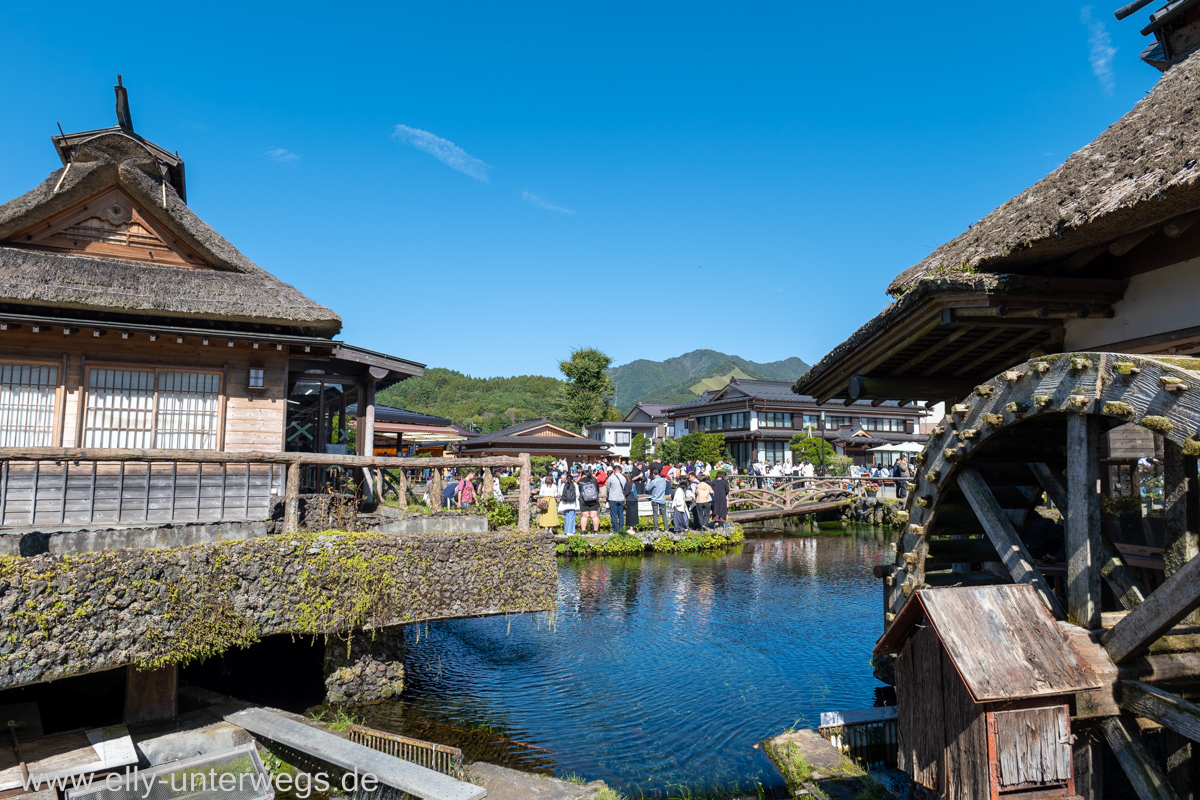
top-left (345, 403), bottom-right (473, 458)
top-left (663, 377), bottom-right (928, 469)
top-left (584, 420), bottom-right (658, 458)
top-left (624, 402), bottom-right (675, 442)
top-left (457, 418), bottom-right (611, 461)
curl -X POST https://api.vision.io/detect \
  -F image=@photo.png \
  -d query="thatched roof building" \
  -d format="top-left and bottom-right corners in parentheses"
top-left (0, 117), bottom-right (340, 337)
top-left (794, 40), bottom-right (1200, 405)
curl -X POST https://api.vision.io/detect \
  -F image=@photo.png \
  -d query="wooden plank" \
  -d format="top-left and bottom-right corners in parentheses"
top-left (1119, 680), bottom-right (1200, 743)
top-left (957, 466), bottom-right (1065, 619)
top-left (123, 665), bottom-right (176, 725)
top-left (1100, 716), bottom-right (1182, 800)
top-left (518, 452), bottom-right (531, 533)
top-left (225, 707), bottom-right (485, 800)
top-left (1103, 554), bottom-right (1200, 663)
top-left (0, 447), bottom-right (524, 469)
top-left (1067, 414), bottom-right (1102, 629)
top-left (284, 463), bottom-right (300, 533)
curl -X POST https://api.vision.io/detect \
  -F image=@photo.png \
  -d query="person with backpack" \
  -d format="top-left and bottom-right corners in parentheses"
top-left (895, 456), bottom-right (910, 499)
top-left (694, 473), bottom-right (714, 530)
top-left (559, 469), bottom-right (580, 534)
top-left (607, 465), bottom-right (627, 533)
top-left (624, 468), bottom-right (639, 532)
top-left (578, 469), bottom-right (601, 532)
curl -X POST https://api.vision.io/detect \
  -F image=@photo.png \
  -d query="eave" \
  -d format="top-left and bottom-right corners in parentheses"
top-left (794, 276), bottom-right (1128, 405)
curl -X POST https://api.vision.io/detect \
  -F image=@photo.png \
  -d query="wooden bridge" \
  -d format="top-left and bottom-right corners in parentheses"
top-left (727, 476), bottom-right (866, 522)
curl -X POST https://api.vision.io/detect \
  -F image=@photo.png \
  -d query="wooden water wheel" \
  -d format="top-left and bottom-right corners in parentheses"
top-left (886, 352), bottom-right (1200, 800)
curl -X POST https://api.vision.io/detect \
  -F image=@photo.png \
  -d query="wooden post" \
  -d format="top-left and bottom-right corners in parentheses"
top-left (1067, 414), bottom-right (1102, 629)
top-left (124, 665), bottom-right (177, 725)
top-left (431, 468), bottom-right (444, 512)
top-left (284, 462), bottom-right (301, 532)
top-left (1162, 439), bottom-right (1199, 800)
top-left (518, 452), bottom-right (531, 532)
top-left (396, 469), bottom-right (408, 510)
top-left (957, 466), bottom-right (1065, 619)
top-left (362, 379), bottom-right (377, 457)
top-left (482, 467), bottom-right (493, 502)
top-left (1073, 725), bottom-right (1104, 800)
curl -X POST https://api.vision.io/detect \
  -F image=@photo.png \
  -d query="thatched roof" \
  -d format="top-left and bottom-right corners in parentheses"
top-left (889, 47), bottom-right (1200, 295)
top-left (0, 131), bottom-right (341, 336)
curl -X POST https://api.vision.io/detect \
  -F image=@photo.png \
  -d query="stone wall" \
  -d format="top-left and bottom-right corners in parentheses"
top-left (0, 529), bottom-right (556, 689)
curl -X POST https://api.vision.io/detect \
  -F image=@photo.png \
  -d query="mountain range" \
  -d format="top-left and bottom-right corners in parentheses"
top-left (609, 349), bottom-right (810, 411)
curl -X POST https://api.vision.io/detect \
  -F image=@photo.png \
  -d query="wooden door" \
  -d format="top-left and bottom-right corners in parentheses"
top-left (986, 704), bottom-right (1075, 800)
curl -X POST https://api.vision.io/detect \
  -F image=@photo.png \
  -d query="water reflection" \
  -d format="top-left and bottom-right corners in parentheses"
top-left (359, 529), bottom-right (891, 798)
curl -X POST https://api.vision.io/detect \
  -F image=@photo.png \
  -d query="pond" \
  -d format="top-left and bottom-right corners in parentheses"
top-left (358, 528), bottom-right (893, 798)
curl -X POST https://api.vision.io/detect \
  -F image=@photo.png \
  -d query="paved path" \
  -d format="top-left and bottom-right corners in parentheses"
top-left (465, 763), bottom-right (606, 799)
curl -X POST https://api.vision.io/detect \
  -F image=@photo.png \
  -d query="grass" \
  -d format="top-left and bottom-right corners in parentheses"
top-left (307, 706), bottom-right (360, 733)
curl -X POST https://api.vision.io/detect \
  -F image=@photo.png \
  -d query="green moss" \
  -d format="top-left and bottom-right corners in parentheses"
top-left (1140, 415), bottom-right (1174, 434)
top-left (1103, 401), bottom-right (1135, 418)
top-left (1154, 356), bottom-right (1200, 371)
top-left (1183, 438), bottom-right (1200, 458)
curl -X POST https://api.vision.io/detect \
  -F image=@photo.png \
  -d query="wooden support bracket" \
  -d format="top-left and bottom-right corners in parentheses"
top-left (957, 466), bottom-right (1065, 619)
top-left (1118, 680), bottom-right (1200, 743)
top-left (1102, 554), bottom-right (1200, 663)
top-left (1100, 716), bottom-right (1182, 800)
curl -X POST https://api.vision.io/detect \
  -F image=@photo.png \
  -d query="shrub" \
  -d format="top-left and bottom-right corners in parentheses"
top-left (480, 497), bottom-right (516, 530)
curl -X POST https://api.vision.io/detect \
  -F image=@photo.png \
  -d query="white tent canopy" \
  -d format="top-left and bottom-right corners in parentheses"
top-left (868, 442), bottom-right (924, 453)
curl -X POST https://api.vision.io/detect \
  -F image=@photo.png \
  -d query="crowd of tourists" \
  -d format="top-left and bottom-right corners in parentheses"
top-left (534, 457), bottom-right (734, 536)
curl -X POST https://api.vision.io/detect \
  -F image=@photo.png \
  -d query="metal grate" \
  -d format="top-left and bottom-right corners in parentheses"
top-left (818, 709), bottom-right (898, 769)
top-left (346, 725), bottom-right (464, 779)
top-left (65, 743), bottom-right (271, 800)
top-left (0, 363), bottom-right (57, 447)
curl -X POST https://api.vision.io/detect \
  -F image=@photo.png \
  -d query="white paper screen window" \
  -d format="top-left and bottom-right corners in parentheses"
top-left (84, 368), bottom-right (219, 449)
top-left (155, 371), bottom-right (219, 449)
top-left (0, 363), bottom-right (58, 446)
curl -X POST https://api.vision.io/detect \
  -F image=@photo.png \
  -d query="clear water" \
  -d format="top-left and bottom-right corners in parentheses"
top-left (358, 530), bottom-right (892, 798)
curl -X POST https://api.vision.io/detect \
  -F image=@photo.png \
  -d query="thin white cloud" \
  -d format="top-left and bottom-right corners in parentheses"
top-left (264, 147), bottom-right (299, 167)
top-left (1081, 5), bottom-right (1117, 95)
top-left (521, 190), bottom-right (576, 215)
top-left (392, 125), bottom-right (491, 182)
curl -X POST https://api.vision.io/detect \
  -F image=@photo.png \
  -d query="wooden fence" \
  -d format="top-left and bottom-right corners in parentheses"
top-left (346, 724), bottom-right (464, 779)
top-left (0, 448), bottom-right (532, 532)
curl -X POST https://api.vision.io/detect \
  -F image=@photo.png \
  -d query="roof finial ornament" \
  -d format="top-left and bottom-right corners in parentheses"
top-left (114, 74), bottom-right (134, 132)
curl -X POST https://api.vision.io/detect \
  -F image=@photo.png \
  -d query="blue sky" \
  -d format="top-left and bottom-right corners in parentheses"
top-left (0, 2), bottom-right (1162, 378)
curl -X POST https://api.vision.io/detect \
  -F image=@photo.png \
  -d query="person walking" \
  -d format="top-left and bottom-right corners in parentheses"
top-left (624, 468), bottom-right (639, 532)
top-left (537, 474), bottom-right (559, 530)
top-left (671, 477), bottom-right (690, 534)
top-left (711, 469), bottom-right (729, 527)
top-left (895, 456), bottom-right (909, 499)
top-left (559, 469), bottom-right (580, 534)
top-left (648, 469), bottom-right (670, 532)
top-left (607, 465), bottom-right (627, 533)
top-left (694, 473), bottom-right (714, 530)
top-left (456, 471), bottom-right (477, 509)
top-left (578, 469), bottom-right (601, 532)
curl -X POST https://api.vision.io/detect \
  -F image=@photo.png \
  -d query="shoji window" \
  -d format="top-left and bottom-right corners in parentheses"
top-left (0, 363), bottom-right (58, 446)
top-left (84, 368), bottom-right (220, 449)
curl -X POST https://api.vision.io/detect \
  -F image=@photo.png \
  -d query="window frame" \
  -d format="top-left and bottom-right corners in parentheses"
top-left (0, 358), bottom-right (65, 448)
top-left (81, 362), bottom-right (226, 451)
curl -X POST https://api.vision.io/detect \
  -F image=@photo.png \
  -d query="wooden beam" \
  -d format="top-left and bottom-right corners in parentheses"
top-left (1063, 245), bottom-right (1108, 272)
top-left (1030, 461), bottom-right (1146, 609)
top-left (921, 327), bottom-right (1006, 377)
top-left (518, 452), bottom-right (531, 533)
top-left (1100, 716), bottom-right (1182, 800)
top-left (846, 375), bottom-right (975, 402)
top-left (1119, 681), bottom-right (1200, 743)
top-left (888, 326), bottom-right (973, 376)
top-left (1109, 228), bottom-right (1155, 257)
top-left (1102, 554), bottom-right (1200, 663)
top-left (953, 327), bottom-right (1047, 377)
top-left (956, 466), bottom-right (1065, 619)
top-left (284, 463), bottom-right (301, 532)
top-left (1067, 414), bottom-right (1103, 629)
top-left (1163, 440), bottom-right (1200, 577)
top-left (0, 447), bottom-right (523, 469)
top-left (1164, 209), bottom-right (1200, 238)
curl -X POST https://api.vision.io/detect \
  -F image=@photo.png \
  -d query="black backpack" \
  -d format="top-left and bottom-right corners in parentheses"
top-left (562, 480), bottom-right (577, 504)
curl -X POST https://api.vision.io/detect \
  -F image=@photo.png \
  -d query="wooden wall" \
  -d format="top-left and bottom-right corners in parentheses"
top-left (895, 624), bottom-right (988, 800)
top-left (0, 326), bottom-right (288, 452)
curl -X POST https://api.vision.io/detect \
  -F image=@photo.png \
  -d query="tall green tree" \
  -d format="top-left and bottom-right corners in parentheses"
top-left (559, 347), bottom-right (616, 429)
top-left (788, 434), bottom-right (836, 463)
top-left (630, 433), bottom-right (649, 460)
top-left (678, 432), bottom-right (727, 463)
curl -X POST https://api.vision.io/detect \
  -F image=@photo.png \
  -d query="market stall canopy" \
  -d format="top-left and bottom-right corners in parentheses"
top-left (868, 442), bottom-right (925, 453)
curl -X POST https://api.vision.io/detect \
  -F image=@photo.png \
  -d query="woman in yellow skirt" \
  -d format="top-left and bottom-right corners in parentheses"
top-left (537, 473), bottom-right (560, 530)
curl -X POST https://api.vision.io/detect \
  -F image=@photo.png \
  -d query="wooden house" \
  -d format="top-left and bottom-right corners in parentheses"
top-left (876, 585), bottom-right (1100, 800)
top-left (457, 418), bottom-right (611, 461)
top-left (0, 79), bottom-right (421, 526)
top-left (663, 377), bottom-right (928, 469)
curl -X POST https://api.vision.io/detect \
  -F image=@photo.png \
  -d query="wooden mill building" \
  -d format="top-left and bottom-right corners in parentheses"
top-left (0, 79), bottom-right (420, 526)
top-left (793, 6), bottom-right (1200, 799)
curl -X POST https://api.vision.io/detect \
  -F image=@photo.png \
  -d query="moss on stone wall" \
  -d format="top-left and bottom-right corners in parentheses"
top-left (0, 529), bottom-right (556, 688)
top-left (555, 526), bottom-right (744, 557)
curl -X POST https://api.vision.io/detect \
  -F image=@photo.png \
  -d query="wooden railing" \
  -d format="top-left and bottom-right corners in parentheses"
top-left (346, 724), bottom-right (465, 778)
top-left (727, 476), bottom-right (861, 515)
top-left (0, 448), bottom-right (532, 533)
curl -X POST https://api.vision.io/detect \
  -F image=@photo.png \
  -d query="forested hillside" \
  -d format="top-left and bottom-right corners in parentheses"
top-left (608, 350), bottom-right (809, 410)
top-left (378, 368), bottom-right (570, 433)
